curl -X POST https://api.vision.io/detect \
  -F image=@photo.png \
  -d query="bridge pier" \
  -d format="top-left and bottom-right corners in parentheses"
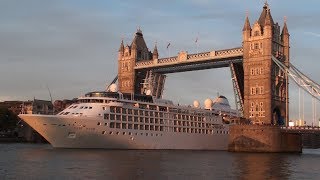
top-left (228, 125), bottom-right (302, 153)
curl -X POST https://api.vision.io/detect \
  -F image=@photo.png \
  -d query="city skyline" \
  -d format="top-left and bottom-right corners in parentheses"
top-left (1, 0), bottom-right (320, 123)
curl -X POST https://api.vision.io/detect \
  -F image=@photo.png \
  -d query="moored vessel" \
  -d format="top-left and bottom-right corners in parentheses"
top-left (19, 87), bottom-right (239, 150)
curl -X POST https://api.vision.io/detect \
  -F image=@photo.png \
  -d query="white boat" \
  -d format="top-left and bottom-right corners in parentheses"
top-left (19, 90), bottom-right (239, 150)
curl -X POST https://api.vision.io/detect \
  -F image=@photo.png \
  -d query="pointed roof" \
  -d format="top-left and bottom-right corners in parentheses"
top-left (131, 28), bottom-right (148, 50)
top-left (153, 43), bottom-right (158, 55)
top-left (282, 18), bottom-right (289, 35)
top-left (242, 15), bottom-right (251, 31)
top-left (264, 9), bottom-right (273, 26)
top-left (258, 2), bottom-right (274, 27)
top-left (118, 40), bottom-right (124, 52)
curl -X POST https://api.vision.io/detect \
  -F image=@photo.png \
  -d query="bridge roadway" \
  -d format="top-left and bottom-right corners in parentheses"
top-left (134, 47), bottom-right (243, 73)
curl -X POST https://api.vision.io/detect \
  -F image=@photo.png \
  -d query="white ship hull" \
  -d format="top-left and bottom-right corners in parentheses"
top-left (20, 114), bottom-right (229, 150)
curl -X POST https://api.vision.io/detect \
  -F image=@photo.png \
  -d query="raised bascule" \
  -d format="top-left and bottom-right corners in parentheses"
top-left (116, 3), bottom-right (320, 152)
top-left (117, 3), bottom-right (289, 126)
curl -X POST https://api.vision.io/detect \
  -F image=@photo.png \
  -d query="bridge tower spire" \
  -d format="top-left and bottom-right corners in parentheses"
top-left (242, 4), bottom-right (289, 125)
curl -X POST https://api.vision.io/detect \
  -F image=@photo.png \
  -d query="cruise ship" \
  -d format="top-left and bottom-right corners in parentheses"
top-left (19, 85), bottom-right (239, 150)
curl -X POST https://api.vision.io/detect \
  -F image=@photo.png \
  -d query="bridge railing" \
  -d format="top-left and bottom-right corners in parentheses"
top-left (280, 126), bottom-right (320, 131)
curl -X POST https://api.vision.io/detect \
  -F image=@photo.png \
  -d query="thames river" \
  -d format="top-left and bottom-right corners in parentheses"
top-left (0, 144), bottom-right (320, 179)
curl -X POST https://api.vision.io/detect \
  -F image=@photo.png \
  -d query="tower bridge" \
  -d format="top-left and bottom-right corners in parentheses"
top-left (117, 3), bottom-right (289, 126)
top-left (115, 3), bottom-right (320, 152)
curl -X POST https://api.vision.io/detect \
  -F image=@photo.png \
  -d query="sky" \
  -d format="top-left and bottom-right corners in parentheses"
top-left (0, 0), bottom-right (320, 124)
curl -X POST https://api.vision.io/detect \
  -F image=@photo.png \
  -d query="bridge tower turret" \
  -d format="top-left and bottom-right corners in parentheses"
top-left (242, 3), bottom-right (289, 125)
top-left (281, 18), bottom-right (290, 125)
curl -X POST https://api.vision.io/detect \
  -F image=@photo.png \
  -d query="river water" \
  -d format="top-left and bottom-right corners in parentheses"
top-left (0, 144), bottom-right (320, 179)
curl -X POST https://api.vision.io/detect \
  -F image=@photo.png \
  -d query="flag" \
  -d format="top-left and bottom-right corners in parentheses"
top-left (195, 37), bottom-right (198, 43)
top-left (166, 42), bottom-right (171, 49)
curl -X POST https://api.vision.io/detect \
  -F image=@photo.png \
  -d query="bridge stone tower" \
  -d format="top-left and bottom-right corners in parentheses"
top-left (118, 29), bottom-right (152, 94)
top-left (118, 28), bottom-right (165, 97)
top-left (242, 3), bottom-right (290, 125)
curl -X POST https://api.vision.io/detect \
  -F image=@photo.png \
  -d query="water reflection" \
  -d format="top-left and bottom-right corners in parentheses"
top-left (1, 144), bottom-right (319, 179)
top-left (234, 152), bottom-right (293, 179)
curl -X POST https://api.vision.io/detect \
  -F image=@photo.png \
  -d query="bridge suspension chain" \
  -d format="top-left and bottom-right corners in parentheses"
top-left (272, 56), bottom-right (320, 101)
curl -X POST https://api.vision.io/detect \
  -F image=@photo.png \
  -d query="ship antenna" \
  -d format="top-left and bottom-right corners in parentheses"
top-left (46, 84), bottom-right (55, 114)
top-left (46, 84), bottom-right (53, 103)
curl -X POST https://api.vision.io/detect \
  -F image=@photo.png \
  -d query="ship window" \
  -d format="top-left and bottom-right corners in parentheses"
top-left (109, 131), bottom-right (113, 135)
top-left (102, 131), bottom-right (106, 134)
top-left (105, 123), bottom-right (108, 126)
top-left (134, 117), bottom-right (138, 122)
top-left (122, 123), bottom-right (127, 129)
top-left (134, 124), bottom-right (139, 129)
top-left (122, 115), bottom-right (127, 121)
top-left (140, 125), bottom-right (144, 130)
top-left (97, 122), bottom-right (101, 126)
top-left (89, 107), bottom-right (92, 109)
top-left (110, 114), bottom-right (115, 120)
top-left (139, 110), bottom-right (143, 115)
top-left (128, 124), bottom-right (132, 129)
top-left (128, 116), bottom-right (133, 121)
top-left (145, 125), bottom-right (149, 130)
top-left (116, 123), bottom-right (120, 128)
top-left (150, 118), bottom-right (154, 123)
top-left (116, 108), bottom-right (121, 113)
top-left (129, 132), bottom-right (132, 135)
top-left (110, 122), bottom-right (115, 128)
top-left (123, 132), bottom-right (126, 135)
top-left (145, 118), bottom-right (149, 123)
top-left (110, 107), bottom-right (115, 113)
top-left (104, 114), bottom-right (109, 120)
top-left (128, 109), bottom-right (132, 114)
top-left (150, 126), bottom-right (154, 131)
top-left (116, 115), bottom-right (121, 120)
top-left (134, 110), bottom-right (138, 115)
top-left (116, 132), bottom-right (119, 135)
